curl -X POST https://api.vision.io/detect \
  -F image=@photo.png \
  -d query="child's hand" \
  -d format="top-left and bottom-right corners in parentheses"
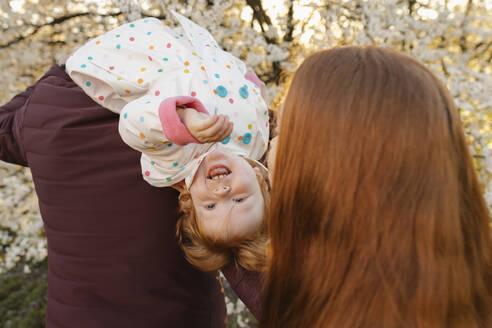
top-left (178, 107), bottom-right (233, 143)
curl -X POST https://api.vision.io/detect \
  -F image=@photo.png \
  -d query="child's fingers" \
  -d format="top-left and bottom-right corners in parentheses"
top-left (196, 115), bottom-right (227, 140)
top-left (195, 114), bottom-right (220, 131)
top-left (227, 122), bottom-right (233, 135)
top-left (219, 122), bottom-right (233, 141)
top-left (213, 121), bottom-right (232, 142)
top-left (210, 117), bottom-right (232, 142)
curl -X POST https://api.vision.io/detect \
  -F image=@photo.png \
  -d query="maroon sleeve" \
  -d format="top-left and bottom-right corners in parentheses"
top-left (221, 263), bottom-right (263, 319)
top-left (0, 85), bottom-right (34, 166)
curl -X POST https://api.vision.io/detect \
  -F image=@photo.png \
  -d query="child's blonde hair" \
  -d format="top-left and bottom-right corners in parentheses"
top-left (176, 160), bottom-right (270, 272)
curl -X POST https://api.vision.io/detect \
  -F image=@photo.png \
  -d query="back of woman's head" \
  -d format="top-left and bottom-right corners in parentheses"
top-left (261, 46), bottom-right (492, 328)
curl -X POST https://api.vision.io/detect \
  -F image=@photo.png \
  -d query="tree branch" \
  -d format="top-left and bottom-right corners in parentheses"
top-left (459, 0), bottom-right (473, 52)
top-left (245, 0), bottom-right (283, 84)
top-left (0, 11), bottom-right (167, 49)
top-left (408, 0), bottom-right (417, 15)
top-left (284, 0), bottom-right (295, 43)
top-left (0, 12), bottom-right (123, 49)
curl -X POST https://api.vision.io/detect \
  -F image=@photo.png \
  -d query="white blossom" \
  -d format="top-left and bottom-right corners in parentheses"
top-left (0, 1), bottom-right (490, 324)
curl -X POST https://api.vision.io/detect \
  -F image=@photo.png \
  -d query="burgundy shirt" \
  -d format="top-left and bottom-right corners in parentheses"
top-left (0, 65), bottom-right (261, 327)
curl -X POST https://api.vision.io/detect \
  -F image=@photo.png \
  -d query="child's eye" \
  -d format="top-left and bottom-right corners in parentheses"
top-left (234, 198), bottom-right (244, 203)
top-left (207, 204), bottom-right (216, 209)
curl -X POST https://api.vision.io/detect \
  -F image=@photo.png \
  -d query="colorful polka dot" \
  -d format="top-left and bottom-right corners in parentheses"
top-left (168, 143), bottom-right (173, 147)
top-left (242, 133), bottom-right (252, 144)
top-left (147, 31), bottom-right (152, 35)
top-left (149, 45), bottom-right (154, 50)
top-left (191, 91), bottom-right (197, 97)
top-left (173, 162), bottom-right (179, 167)
top-left (215, 73), bottom-right (220, 78)
top-left (115, 34), bottom-right (120, 38)
top-left (151, 161), bottom-right (155, 165)
top-left (155, 90), bottom-right (160, 96)
top-left (109, 66), bottom-right (114, 70)
top-left (138, 78), bottom-right (144, 84)
top-left (166, 177), bottom-right (172, 182)
top-left (116, 44), bottom-right (121, 49)
top-left (139, 116), bottom-right (144, 122)
top-left (163, 57), bottom-right (168, 61)
top-left (129, 37), bottom-right (135, 41)
top-left (216, 86), bottom-right (227, 97)
top-left (239, 85), bottom-right (249, 99)
top-left (130, 23), bottom-right (135, 28)
top-left (148, 56), bottom-right (153, 61)
top-left (88, 56), bottom-right (93, 60)
top-left (125, 90), bottom-right (131, 94)
top-left (157, 69), bottom-right (163, 72)
top-left (203, 80), bottom-right (208, 84)
top-left (184, 69), bottom-right (190, 73)
top-left (167, 43), bottom-right (172, 48)
top-left (98, 96), bottom-right (104, 101)
top-left (140, 67), bottom-right (146, 72)
top-left (221, 135), bottom-right (231, 144)
top-left (201, 66), bottom-right (205, 71)
top-left (226, 65), bottom-right (231, 69)
top-left (184, 61), bottom-right (190, 66)
top-left (85, 81), bottom-right (91, 87)
top-left (229, 98), bottom-right (234, 104)
top-left (145, 171), bottom-right (150, 176)
top-left (80, 64), bottom-right (86, 68)
top-left (192, 52), bottom-right (197, 56)
top-left (248, 124), bottom-right (252, 129)
top-left (140, 132), bottom-right (146, 139)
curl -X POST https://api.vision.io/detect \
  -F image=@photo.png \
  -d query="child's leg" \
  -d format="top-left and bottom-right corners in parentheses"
top-left (68, 69), bottom-right (146, 115)
top-left (66, 49), bottom-right (147, 115)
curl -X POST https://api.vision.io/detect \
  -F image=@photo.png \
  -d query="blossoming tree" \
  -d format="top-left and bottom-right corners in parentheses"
top-left (0, 0), bottom-right (490, 326)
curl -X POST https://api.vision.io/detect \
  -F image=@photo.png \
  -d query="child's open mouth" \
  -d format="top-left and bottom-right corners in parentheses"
top-left (207, 165), bottom-right (231, 180)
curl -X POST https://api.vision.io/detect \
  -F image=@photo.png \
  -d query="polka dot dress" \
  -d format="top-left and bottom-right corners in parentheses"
top-left (65, 11), bottom-right (269, 188)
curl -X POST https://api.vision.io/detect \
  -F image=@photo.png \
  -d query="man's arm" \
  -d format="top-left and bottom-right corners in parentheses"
top-left (0, 85), bottom-right (35, 166)
top-left (221, 263), bottom-right (263, 320)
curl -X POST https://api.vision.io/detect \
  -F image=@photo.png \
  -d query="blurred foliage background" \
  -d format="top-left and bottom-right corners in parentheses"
top-left (0, 0), bottom-right (491, 327)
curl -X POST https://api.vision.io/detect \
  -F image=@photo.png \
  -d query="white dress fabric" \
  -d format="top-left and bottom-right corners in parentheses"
top-left (65, 11), bottom-right (269, 189)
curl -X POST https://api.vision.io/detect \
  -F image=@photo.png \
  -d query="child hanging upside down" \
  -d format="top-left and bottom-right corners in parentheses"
top-left (65, 11), bottom-right (270, 272)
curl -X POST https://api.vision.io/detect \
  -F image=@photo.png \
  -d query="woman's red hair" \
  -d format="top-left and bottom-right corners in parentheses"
top-left (261, 46), bottom-right (492, 328)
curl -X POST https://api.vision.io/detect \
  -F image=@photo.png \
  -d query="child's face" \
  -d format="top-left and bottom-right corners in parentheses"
top-left (189, 149), bottom-right (264, 242)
